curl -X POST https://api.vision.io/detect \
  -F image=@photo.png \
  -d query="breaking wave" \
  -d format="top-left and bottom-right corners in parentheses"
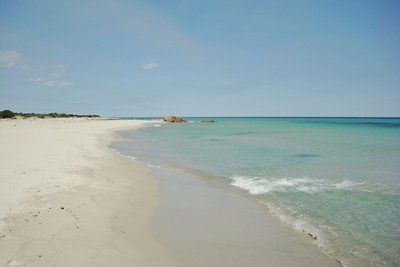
top-left (230, 176), bottom-right (362, 194)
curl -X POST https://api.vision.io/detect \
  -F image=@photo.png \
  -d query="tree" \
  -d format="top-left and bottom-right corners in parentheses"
top-left (0, 110), bottom-right (15, 118)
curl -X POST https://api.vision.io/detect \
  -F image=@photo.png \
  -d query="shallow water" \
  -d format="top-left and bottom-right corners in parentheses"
top-left (113, 117), bottom-right (400, 266)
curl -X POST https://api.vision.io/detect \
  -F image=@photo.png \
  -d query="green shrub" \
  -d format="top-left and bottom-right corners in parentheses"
top-left (0, 110), bottom-right (15, 118)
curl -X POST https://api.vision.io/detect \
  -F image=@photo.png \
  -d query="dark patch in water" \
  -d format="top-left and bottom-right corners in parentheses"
top-left (301, 119), bottom-right (400, 128)
top-left (295, 153), bottom-right (320, 158)
top-left (227, 132), bottom-right (256, 136)
top-left (209, 138), bottom-right (221, 142)
top-left (361, 122), bottom-right (400, 128)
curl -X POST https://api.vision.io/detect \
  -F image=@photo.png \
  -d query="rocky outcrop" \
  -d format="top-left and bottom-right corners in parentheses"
top-left (162, 116), bottom-right (187, 123)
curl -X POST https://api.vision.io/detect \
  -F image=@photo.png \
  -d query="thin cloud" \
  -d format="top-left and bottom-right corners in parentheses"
top-left (21, 65), bottom-right (47, 72)
top-left (1, 49), bottom-right (73, 88)
top-left (43, 81), bottom-right (56, 87)
top-left (52, 64), bottom-right (65, 77)
top-left (30, 76), bottom-right (72, 88)
top-left (0, 50), bottom-right (21, 67)
top-left (142, 62), bottom-right (158, 70)
top-left (58, 81), bottom-right (73, 87)
top-left (27, 63), bottom-right (72, 88)
top-left (43, 80), bottom-right (73, 88)
top-left (29, 77), bottom-right (44, 82)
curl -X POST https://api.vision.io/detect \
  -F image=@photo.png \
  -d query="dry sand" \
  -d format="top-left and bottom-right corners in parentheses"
top-left (0, 118), bottom-right (175, 267)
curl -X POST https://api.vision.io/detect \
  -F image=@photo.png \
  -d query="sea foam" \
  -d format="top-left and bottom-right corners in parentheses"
top-left (230, 176), bottom-right (361, 194)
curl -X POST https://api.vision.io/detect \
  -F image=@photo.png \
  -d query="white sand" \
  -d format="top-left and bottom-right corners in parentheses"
top-left (0, 118), bottom-right (175, 266)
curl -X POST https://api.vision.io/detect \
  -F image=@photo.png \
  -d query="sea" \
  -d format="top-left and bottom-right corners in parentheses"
top-left (113, 117), bottom-right (400, 267)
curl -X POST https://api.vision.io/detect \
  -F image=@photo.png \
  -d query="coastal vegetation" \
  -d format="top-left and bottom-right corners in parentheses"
top-left (0, 110), bottom-right (100, 119)
top-left (0, 110), bottom-right (15, 118)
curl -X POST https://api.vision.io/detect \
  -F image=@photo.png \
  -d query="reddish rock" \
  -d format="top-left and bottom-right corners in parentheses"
top-left (162, 116), bottom-right (187, 123)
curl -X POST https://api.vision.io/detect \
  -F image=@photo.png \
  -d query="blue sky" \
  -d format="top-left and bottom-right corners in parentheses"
top-left (1, 0), bottom-right (399, 116)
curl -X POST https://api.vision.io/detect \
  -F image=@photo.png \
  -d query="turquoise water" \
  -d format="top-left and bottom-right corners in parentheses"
top-left (114, 117), bottom-right (400, 266)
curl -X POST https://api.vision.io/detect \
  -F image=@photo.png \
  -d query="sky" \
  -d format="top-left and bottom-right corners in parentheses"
top-left (0, 0), bottom-right (399, 117)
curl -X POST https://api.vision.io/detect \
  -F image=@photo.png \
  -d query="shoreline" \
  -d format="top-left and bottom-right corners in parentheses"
top-left (150, 164), bottom-right (340, 267)
top-left (0, 118), bottom-right (175, 266)
top-left (1, 117), bottom-right (339, 266)
top-left (113, 126), bottom-right (341, 267)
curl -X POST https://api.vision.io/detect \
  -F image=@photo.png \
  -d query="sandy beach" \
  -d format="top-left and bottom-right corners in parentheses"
top-left (0, 118), bottom-right (340, 267)
top-left (0, 118), bottom-right (175, 266)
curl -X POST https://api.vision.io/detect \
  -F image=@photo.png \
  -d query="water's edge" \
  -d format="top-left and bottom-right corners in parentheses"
top-left (113, 118), bottom-right (400, 266)
top-left (110, 124), bottom-right (344, 265)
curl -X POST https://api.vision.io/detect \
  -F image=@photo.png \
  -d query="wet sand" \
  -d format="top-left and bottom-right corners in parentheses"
top-left (151, 167), bottom-right (340, 267)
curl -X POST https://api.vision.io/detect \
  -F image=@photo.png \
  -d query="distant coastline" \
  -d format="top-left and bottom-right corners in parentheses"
top-left (0, 109), bottom-right (100, 119)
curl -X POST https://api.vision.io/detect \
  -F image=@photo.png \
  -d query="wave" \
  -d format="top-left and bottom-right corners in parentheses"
top-left (146, 163), bottom-right (162, 169)
top-left (125, 155), bottom-right (137, 161)
top-left (230, 176), bottom-right (362, 194)
top-left (112, 149), bottom-right (137, 161)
